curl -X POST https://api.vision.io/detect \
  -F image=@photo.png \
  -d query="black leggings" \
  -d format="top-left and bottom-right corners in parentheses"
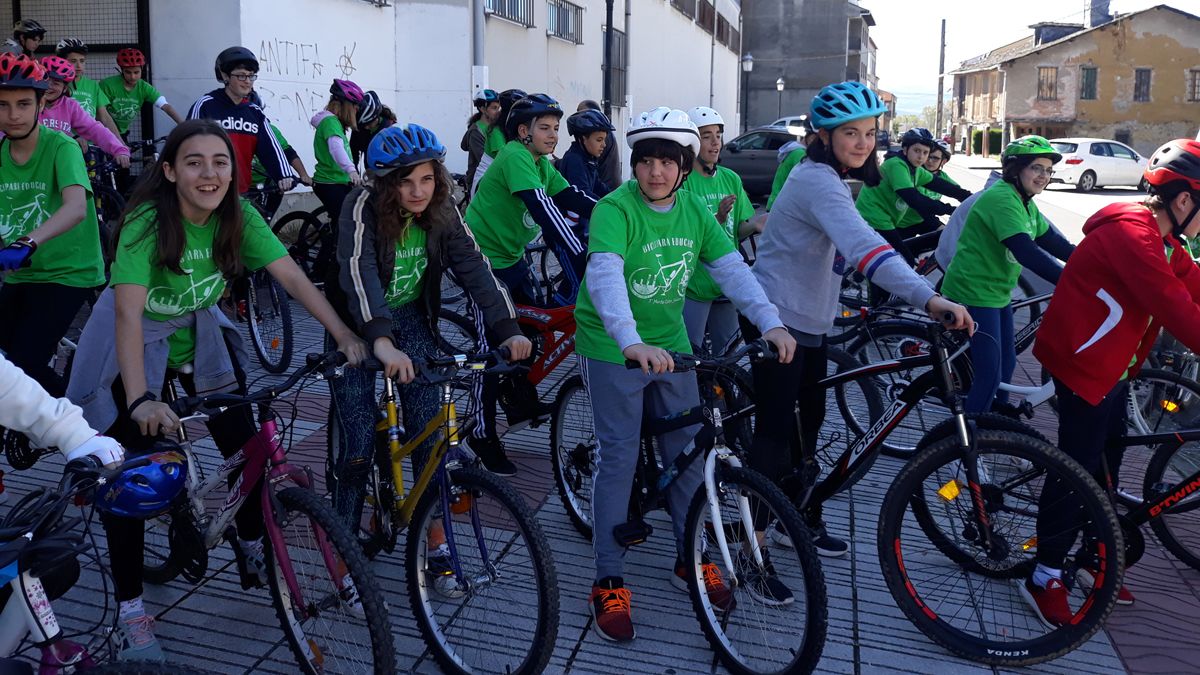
top-left (1036, 378), bottom-right (1129, 570)
top-left (0, 282), bottom-right (94, 397)
top-left (101, 357), bottom-right (258, 602)
top-left (312, 182), bottom-right (353, 228)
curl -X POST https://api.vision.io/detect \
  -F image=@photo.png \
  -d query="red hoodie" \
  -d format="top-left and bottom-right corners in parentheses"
top-left (1034, 202), bottom-right (1200, 405)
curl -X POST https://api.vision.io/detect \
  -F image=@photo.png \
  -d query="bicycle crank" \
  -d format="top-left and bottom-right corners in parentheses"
top-left (1120, 514), bottom-right (1145, 566)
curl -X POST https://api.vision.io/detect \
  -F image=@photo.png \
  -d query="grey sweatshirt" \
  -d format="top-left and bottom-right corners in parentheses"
top-left (754, 159), bottom-right (936, 335)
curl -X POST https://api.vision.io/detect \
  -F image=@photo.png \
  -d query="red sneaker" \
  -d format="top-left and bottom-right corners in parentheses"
top-left (1017, 577), bottom-right (1073, 628)
top-left (672, 560), bottom-right (736, 613)
top-left (1077, 567), bottom-right (1134, 605)
top-left (590, 580), bottom-right (635, 643)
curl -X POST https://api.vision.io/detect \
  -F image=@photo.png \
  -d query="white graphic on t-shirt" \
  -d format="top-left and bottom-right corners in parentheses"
top-left (0, 193), bottom-right (51, 243)
top-left (146, 269), bottom-right (225, 317)
top-left (630, 251), bottom-right (695, 302)
top-left (522, 210), bottom-right (539, 230)
top-left (387, 256), bottom-right (428, 302)
top-left (109, 97), bottom-right (141, 124)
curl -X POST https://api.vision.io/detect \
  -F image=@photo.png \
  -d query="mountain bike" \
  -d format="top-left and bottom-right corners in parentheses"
top-left (269, 200), bottom-right (332, 285)
top-left (140, 351), bottom-right (395, 674)
top-left (339, 349), bottom-right (558, 675)
top-left (232, 184), bottom-right (300, 374)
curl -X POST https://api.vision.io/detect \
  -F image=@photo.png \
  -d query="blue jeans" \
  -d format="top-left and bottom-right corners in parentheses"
top-left (327, 302), bottom-right (440, 529)
top-left (964, 304), bottom-right (1015, 414)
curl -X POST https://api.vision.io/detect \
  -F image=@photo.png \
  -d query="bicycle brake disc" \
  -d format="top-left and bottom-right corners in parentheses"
top-left (169, 510), bottom-right (209, 583)
top-left (2, 428), bottom-right (54, 471)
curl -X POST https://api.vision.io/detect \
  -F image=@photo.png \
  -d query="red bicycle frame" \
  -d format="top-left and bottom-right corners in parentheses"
top-left (516, 304), bottom-right (577, 385)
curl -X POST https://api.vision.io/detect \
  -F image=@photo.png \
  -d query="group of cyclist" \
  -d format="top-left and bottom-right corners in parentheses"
top-left (0, 12), bottom-right (1197, 666)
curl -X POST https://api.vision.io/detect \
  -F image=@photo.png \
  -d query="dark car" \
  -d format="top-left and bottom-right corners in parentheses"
top-left (719, 127), bottom-right (802, 197)
top-left (876, 130), bottom-right (891, 150)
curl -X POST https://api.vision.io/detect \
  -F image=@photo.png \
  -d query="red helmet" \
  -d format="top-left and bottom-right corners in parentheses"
top-left (116, 48), bottom-right (146, 68)
top-left (0, 53), bottom-right (47, 91)
top-left (39, 55), bottom-right (75, 83)
top-left (1144, 139), bottom-right (1200, 192)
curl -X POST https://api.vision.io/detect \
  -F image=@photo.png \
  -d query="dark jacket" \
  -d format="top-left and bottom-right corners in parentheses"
top-left (598, 134), bottom-right (621, 190)
top-left (461, 121), bottom-right (486, 198)
top-left (326, 186), bottom-right (520, 346)
top-left (557, 141), bottom-right (610, 200)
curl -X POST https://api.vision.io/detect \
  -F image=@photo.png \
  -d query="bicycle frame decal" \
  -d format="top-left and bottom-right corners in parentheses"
top-left (1147, 469), bottom-right (1200, 519)
top-left (845, 398), bottom-right (910, 469)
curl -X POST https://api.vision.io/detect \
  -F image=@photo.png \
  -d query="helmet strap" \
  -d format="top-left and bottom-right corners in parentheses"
top-left (638, 166), bottom-right (689, 205)
top-left (1168, 198), bottom-right (1200, 240)
top-left (698, 159), bottom-right (717, 176)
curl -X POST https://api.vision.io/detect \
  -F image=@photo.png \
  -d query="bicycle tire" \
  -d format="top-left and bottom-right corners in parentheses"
top-left (246, 271), bottom-right (293, 374)
top-left (440, 268), bottom-right (467, 305)
top-left (265, 486), bottom-right (395, 674)
top-left (683, 464), bottom-right (827, 675)
top-left (821, 347), bottom-right (885, 493)
top-left (92, 184), bottom-right (125, 265)
top-left (271, 211), bottom-right (325, 282)
top-left (550, 374), bottom-right (595, 539)
top-left (142, 513), bottom-right (180, 584)
top-left (406, 465), bottom-right (559, 675)
top-left (1145, 434), bottom-right (1200, 571)
top-left (436, 307), bottom-right (481, 356)
top-left (878, 429), bottom-right (1123, 666)
top-left (913, 411), bottom-right (1049, 455)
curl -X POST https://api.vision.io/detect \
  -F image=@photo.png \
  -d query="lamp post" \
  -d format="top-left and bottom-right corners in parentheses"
top-left (740, 53), bottom-right (754, 132)
top-left (776, 76), bottom-right (785, 120)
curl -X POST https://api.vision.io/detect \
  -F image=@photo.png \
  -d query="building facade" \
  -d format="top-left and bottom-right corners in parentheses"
top-left (949, 4), bottom-right (1200, 157)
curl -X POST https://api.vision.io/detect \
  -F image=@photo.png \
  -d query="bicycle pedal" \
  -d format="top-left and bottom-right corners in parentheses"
top-left (613, 520), bottom-right (653, 547)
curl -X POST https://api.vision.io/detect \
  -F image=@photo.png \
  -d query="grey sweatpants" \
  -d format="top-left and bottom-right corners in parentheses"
top-left (581, 356), bottom-right (705, 581)
top-left (683, 297), bottom-right (740, 357)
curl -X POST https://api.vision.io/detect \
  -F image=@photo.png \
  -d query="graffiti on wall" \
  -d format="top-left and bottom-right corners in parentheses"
top-left (253, 38), bottom-right (359, 122)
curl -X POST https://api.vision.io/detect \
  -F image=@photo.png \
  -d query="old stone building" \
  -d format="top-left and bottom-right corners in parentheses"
top-left (948, 3), bottom-right (1200, 157)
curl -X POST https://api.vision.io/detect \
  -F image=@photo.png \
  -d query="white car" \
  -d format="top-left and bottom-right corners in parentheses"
top-left (770, 115), bottom-right (812, 137)
top-left (1049, 138), bottom-right (1149, 192)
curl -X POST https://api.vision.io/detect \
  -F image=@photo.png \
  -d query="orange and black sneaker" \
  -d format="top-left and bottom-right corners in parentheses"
top-left (672, 558), bottom-right (736, 613)
top-left (590, 577), bottom-right (635, 643)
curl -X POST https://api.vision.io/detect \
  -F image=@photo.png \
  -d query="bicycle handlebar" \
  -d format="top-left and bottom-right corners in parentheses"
top-left (624, 339), bottom-right (772, 373)
top-left (357, 346), bottom-right (521, 382)
top-left (168, 350), bottom-right (348, 417)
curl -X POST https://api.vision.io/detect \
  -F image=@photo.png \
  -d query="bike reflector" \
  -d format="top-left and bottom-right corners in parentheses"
top-left (937, 479), bottom-right (962, 502)
top-left (1161, 399), bottom-right (1180, 413)
top-left (1022, 536), bottom-right (1038, 552)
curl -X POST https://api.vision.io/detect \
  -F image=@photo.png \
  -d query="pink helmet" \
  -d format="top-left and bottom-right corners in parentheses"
top-left (330, 79), bottom-right (364, 104)
top-left (39, 55), bottom-right (75, 83)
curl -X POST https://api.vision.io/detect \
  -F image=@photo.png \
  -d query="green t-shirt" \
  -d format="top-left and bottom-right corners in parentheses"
top-left (251, 124), bottom-right (291, 186)
top-left (575, 180), bottom-right (736, 364)
top-left (906, 170), bottom-right (962, 229)
top-left (313, 114), bottom-right (351, 184)
top-left (767, 146), bottom-right (807, 211)
top-left (71, 76), bottom-right (110, 120)
top-left (385, 223), bottom-right (429, 308)
top-left (109, 200), bottom-right (288, 366)
top-left (0, 128), bottom-right (103, 288)
top-left (482, 123), bottom-right (506, 158)
top-left (940, 181), bottom-right (1049, 308)
top-left (99, 77), bottom-right (163, 135)
top-left (464, 140), bottom-right (570, 269)
top-left (855, 156), bottom-right (934, 231)
top-left (682, 165), bottom-right (754, 302)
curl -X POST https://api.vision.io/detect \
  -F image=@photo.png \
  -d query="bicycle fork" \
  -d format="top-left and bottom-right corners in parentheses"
top-left (436, 381), bottom-right (495, 596)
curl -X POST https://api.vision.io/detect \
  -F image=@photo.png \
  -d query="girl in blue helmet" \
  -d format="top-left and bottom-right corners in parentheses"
top-left (323, 123), bottom-right (531, 545)
top-left (747, 81), bottom-right (972, 557)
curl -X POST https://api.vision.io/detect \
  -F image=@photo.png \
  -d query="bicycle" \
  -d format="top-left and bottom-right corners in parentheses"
top-left (231, 184), bottom-right (299, 374)
top-left (140, 351), bottom-right (395, 674)
top-left (269, 200), bottom-right (332, 285)
top-left (0, 455), bottom-right (213, 674)
top-left (342, 348), bottom-right (559, 675)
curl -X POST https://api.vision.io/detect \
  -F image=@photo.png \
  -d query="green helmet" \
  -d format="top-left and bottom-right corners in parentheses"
top-left (1002, 135), bottom-right (1062, 164)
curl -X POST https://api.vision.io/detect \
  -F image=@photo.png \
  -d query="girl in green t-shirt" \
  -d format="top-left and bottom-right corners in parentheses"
top-left (310, 79), bottom-right (365, 229)
top-left (80, 119), bottom-right (367, 661)
top-left (323, 123), bottom-right (530, 545)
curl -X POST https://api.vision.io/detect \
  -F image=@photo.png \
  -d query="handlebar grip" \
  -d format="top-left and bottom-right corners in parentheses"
top-left (495, 345), bottom-right (512, 362)
top-left (941, 311), bottom-right (957, 326)
top-left (359, 357), bottom-right (384, 372)
top-left (624, 359), bottom-right (642, 370)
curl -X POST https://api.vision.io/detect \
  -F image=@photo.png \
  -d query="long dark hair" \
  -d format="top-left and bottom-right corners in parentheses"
top-left (806, 131), bottom-right (882, 187)
top-left (114, 119), bottom-right (247, 278)
top-left (372, 160), bottom-right (453, 251)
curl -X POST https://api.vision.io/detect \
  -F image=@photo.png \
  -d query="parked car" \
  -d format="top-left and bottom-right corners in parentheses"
top-left (1049, 137), bottom-right (1149, 192)
top-left (876, 130), bottom-right (891, 150)
top-left (720, 126), bottom-right (803, 197)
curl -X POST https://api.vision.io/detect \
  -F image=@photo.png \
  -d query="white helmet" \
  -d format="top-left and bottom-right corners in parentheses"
top-left (626, 107), bottom-right (701, 155)
top-left (686, 106), bottom-right (725, 130)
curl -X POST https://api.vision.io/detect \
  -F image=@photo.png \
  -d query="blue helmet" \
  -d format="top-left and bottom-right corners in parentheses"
top-left (94, 449), bottom-right (187, 519)
top-left (473, 88), bottom-right (498, 107)
top-left (809, 81), bottom-right (888, 130)
top-left (367, 124), bottom-right (446, 176)
top-left (566, 109), bottom-right (614, 138)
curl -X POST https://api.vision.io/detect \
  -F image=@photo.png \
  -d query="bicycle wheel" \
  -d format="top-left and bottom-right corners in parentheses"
top-left (847, 321), bottom-right (970, 458)
top-left (407, 466), bottom-right (558, 675)
top-left (550, 374), bottom-right (595, 539)
top-left (1145, 435), bottom-right (1200, 570)
top-left (820, 347), bottom-right (885, 492)
top-left (440, 268), bottom-right (466, 305)
top-left (93, 184), bottom-right (125, 264)
top-left (436, 307), bottom-right (480, 356)
top-left (265, 486), bottom-right (395, 674)
top-left (142, 513), bottom-right (180, 584)
top-left (683, 464), bottom-right (827, 675)
top-left (246, 271), bottom-right (293, 374)
top-left (272, 211), bottom-right (325, 282)
top-left (879, 430), bottom-right (1123, 666)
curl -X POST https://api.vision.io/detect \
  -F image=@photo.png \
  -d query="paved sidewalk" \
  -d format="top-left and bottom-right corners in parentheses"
top-left (17, 300), bottom-right (1167, 674)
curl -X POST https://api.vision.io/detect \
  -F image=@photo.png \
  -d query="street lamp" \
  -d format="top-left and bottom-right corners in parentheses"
top-left (776, 76), bottom-right (785, 120)
top-left (740, 53), bottom-right (753, 131)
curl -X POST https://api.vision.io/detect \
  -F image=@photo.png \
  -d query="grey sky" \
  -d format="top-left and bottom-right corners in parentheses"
top-left (860, 0), bottom-right (1200, 114)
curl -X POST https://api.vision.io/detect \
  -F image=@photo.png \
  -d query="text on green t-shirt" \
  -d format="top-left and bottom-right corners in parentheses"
top-left (71, 76), bottom-right (110, 120)
top-left (386, 223), bottom-right (429, 308)
top-left (99, 76), bottom-right (163, 135)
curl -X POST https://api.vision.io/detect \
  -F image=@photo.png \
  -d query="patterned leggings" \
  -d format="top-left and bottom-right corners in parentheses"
top-left (327, 302), bottom-right (440, 529)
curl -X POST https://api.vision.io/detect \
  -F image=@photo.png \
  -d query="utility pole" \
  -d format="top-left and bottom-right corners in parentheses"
top-left (935, 19), bottom-right (946, 135)
top-left (603, 0), bottom-right (614, 119)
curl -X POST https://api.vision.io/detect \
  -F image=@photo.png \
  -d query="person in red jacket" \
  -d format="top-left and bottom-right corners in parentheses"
top-left (1022, 138), bottom-right (1200, 627)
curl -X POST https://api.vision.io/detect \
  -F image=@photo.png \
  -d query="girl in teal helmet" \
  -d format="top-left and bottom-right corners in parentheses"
top-left (748, 81), bottom-right (972, 556)
top-left (941, 134), bottom-right (1075, 417)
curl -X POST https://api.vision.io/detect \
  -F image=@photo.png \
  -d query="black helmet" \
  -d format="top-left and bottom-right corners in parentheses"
top-left (496, 88), bottom-right (526, 129)
top-left (12, 19), bottom-right (45, 39)
top-left (566, 109), bottom-right (614, 138)
top-left (505, 93), bottom-right (563, 141)
top-left (358, 90), bottom-right (382, 127)
top-left (214, 46), bottom-right (258, 82)
top-left (55, 38), bottom-right (87, 57)
top-left (901, 127), bottom-right (936, 149)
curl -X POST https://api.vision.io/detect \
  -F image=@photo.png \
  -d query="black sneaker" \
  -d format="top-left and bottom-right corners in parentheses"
top-left (737, 549), bottom-right (794, 606)
top-left (467, 436), bottom-right (518, 476)
top-left (808, 521), bottom-right (848, 558)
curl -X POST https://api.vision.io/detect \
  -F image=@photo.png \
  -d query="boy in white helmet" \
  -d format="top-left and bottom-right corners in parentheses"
top-left (574, 106), bottom-right (796, 643)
